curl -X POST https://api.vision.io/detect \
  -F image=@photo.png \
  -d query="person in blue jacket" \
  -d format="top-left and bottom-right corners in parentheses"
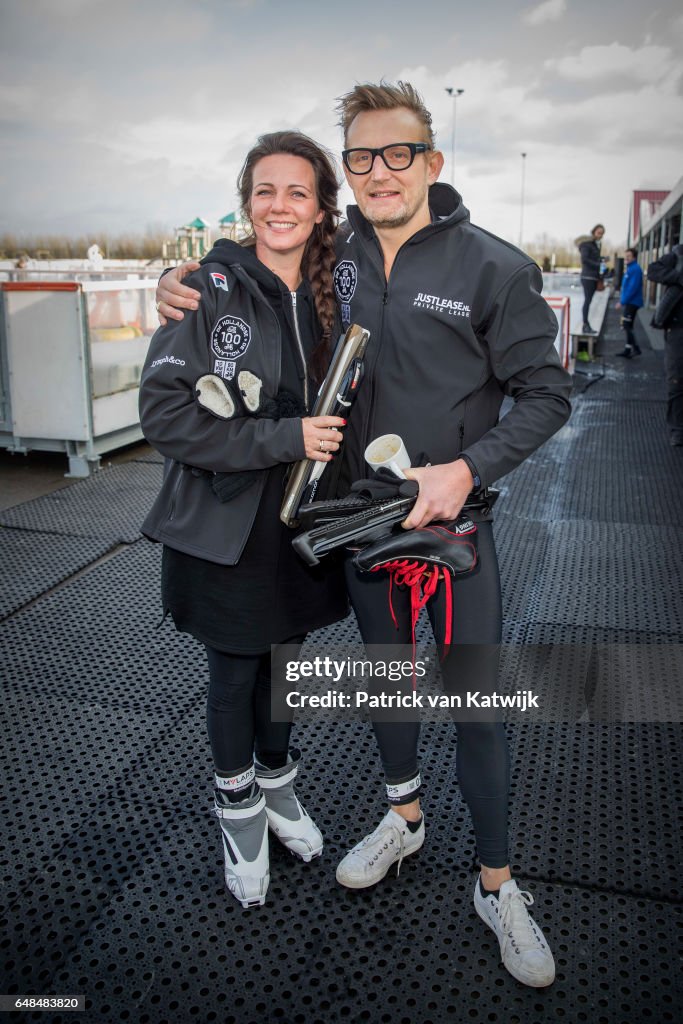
top-left (616, 248), bottom-right (644, 358)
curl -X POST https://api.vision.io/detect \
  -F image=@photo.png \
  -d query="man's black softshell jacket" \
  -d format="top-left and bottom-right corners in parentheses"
top-left (333, 183), bottom-right (572, 491)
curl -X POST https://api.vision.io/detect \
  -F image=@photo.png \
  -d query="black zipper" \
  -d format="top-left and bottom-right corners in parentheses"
top-left (290, 290), bottom-right (309, 411)
top-left (359, 284), bottom-right (387, 455)
top-left (360, 235), bottom-right (415, 452)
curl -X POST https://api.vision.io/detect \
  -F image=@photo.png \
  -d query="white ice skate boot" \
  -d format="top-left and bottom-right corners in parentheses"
top-left (255, 749), bottom-right (323, 862)
top-left (214, 785), bottom-right (269, 908)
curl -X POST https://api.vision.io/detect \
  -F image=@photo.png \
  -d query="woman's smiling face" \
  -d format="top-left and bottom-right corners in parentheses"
top-left (249, 154), bottom-right (323, 264)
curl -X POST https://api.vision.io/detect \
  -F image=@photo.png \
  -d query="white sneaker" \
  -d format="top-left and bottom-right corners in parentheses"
top-left (474, 876), bottom-right (556, 987)
top-left (255, 751), bottom-right (323, 862)
top-left (214, 790), bottom-right (269, 908)
top-left (335, 808), bottom-right (425, 889)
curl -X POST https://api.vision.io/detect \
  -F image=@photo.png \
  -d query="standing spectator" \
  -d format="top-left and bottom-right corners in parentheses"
top-left (647, 244), bottom-right (683, 446)
top-left (616, 247), bottom-right (643, 358)
top-left (14, 254), bottom-right (32, 281)
top-left (575, 223), bottom-right (605, 333)
top-left (86, 243), bottom-right (104, 273)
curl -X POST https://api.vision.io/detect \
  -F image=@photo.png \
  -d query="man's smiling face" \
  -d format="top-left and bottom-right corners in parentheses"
top-left (343, 107), bottom-right (443, 232)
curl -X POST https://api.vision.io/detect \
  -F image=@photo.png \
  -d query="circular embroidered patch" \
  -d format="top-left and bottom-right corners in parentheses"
top-left (334, 260), bottom-right (358, 304)
top-left (211, 315), bottom-right (251, 360)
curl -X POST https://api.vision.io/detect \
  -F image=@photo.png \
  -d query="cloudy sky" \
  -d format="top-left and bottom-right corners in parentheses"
top-left (1, 0), bottom-right (682, 249)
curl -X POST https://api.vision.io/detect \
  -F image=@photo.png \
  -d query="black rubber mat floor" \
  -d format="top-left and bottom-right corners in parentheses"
top-left (0, 298), bottom-right (681, 1023)
top-left (0, 463), bottom-right (164, 544)
top-left (3, 683), bottom-right (680, 1021)
top-left (0, 531), bottom-right (115, 619)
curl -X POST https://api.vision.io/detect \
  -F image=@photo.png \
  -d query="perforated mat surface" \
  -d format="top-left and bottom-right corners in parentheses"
top-left (1, 300), bottom-right (681, 1023)
top-left (0, 530), bottom-right (114, 619)
top-left (0, 462), bottom-right (163, 543)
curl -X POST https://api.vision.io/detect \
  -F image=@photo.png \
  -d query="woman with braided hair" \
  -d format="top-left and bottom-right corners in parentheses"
top-left (139, 131), bottom-right (348, 908)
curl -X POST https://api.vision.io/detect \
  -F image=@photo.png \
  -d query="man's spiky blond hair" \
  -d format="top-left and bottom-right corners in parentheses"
top-left (336, 80), bottom-right (435, 147)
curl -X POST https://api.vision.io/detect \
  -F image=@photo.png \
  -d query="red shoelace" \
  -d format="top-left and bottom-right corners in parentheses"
top-left (370, 559), bottom-right (453, 687)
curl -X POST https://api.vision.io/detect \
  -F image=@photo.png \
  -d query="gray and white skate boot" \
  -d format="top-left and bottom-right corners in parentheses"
top-left (255, 749), bottom-right (323, 862)
top-left (214, 784), bottom-right (269, 908)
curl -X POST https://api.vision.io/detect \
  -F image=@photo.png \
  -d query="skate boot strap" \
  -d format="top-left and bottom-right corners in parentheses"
top-left (214, 792), bottom-right (265, 820)
top-left (255, 761), bottom-right (298, 788)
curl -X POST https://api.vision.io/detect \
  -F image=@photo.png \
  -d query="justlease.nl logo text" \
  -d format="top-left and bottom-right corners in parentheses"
top-left (413, 293), bottom-right (471, 317)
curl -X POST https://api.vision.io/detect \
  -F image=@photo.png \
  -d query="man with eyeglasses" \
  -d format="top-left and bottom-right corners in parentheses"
top-left (156, 81), bottom-right (571, 988)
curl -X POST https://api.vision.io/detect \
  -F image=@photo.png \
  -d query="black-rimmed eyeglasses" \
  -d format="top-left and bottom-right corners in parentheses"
top-left (342, 142), bottom-right (431, 175)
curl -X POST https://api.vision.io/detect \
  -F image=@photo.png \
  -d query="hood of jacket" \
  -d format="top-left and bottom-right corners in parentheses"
top-left (200, 238), bottom-right (292, 301)
top-left (574, 234), bottom-right (596, 247)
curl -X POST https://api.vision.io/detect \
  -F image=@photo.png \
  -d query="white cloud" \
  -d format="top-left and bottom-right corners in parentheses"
top-left (0, 85), bottom-right (35, 121)
top-left (3, 1), bottom-right (682, 246)
top-left (394, 57), bottom-right (683, 247)
top-left (522, 0), bottom-right (566, 27)
top-left (101, 118), bottom-right (247, 176)
top-left (34, 0), bottom-right (107, 12)
top-left (98, 85), bottom-right (324, 178)
top-left (549, 42), bottom-right (678, 84)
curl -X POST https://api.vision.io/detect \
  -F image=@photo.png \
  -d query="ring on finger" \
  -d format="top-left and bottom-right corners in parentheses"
top-left (319, 439), bottom-right (326, 452)
top-left (155, 301), bottom-right (162, 312)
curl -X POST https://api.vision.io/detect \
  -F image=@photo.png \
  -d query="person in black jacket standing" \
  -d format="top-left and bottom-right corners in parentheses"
top-left (331, 81), bottom-right (570, 990)
top-left (647, 244), bottom-right (683, 445)
top-left (140, 132), bottom-right (348, 909)
top-left (576, 223), bottom-right (605, 333)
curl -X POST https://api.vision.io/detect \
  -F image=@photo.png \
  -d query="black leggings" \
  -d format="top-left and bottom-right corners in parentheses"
top-left (581, 277), bottom-right (597, 325)
top-left (621, 304), bottom-right (639, 349)
top-left (344, 522), bottom-right (510, 868)
top-left (205, 640), bottom-right (303, 775)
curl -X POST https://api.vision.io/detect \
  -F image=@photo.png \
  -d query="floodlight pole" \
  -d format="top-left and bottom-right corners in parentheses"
top-left (519, 152), bottom-right (527, 248)
top-left (445, 87), bottom-right (465, 186)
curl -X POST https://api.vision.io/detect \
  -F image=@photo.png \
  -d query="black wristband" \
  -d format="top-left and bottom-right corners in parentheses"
top-left (457, 453), bottom-right (482, 491)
